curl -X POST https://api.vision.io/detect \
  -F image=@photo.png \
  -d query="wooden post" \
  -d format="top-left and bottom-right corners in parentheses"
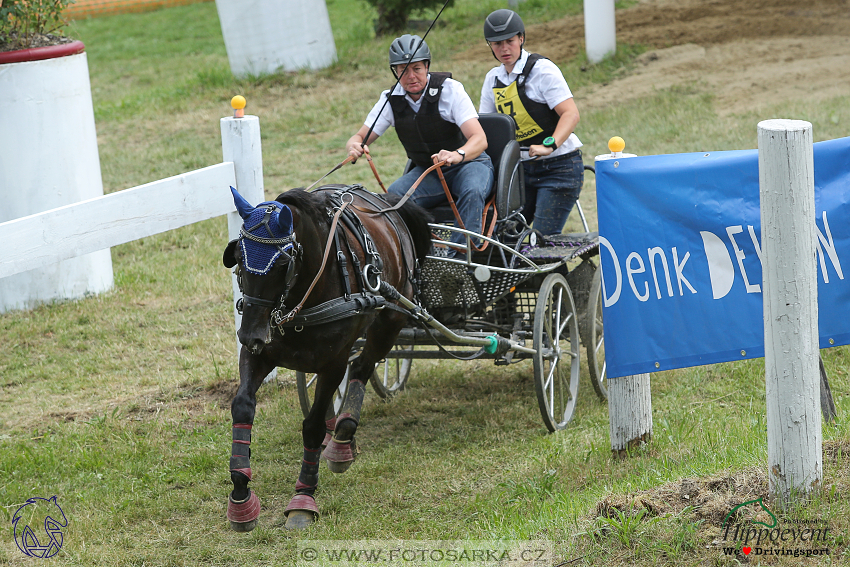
top-left (596, 138), bottom-right (649, 458)
top-left (758, 119), bottom-right (821, 506)
top-left (583, 0), bottom-right (616, 64)
top-left (220, 114), bottom-right (276, 379)
top-left (608, 373), bottom-right (652, 458)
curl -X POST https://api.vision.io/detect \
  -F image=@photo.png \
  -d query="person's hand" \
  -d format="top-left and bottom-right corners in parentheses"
top-left (528, 144), bottom-right (554, 158)
top-left (432, 148), bottom-right (463, 166)
top-left (348, 143), bottom-right (369, 163)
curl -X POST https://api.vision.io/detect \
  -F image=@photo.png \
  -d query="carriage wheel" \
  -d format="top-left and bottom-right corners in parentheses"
top-left (370, 345), bottom-right (414, 399)
top-left (296, 368), bottom-right (350, 419)
top-left (532, 273), bottom-right (581, 432)
top-left (586, 268), bottom-right (608, 400)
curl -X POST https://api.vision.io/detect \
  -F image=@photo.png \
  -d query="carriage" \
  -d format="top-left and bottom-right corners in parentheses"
top-left (294, 113), bottom-right (606, 433)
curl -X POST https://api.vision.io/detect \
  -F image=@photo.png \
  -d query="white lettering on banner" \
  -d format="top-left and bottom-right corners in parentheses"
top-left (648, 247), bottom-right (674, 299)
top-left (748, 225), bottom-right (763, 263)
top-left (627, 252), bottom-right (650, 302)
top-left (672, 247), bottom-right (697, 296)
top-left (701, 230), bottom-right (735, 300)
top-left (816, 211), bottom-right (844, 284)
top-left (599, 236), bottom-right (622, 307)
top-left (600, 211), bottom-right (843, 307)
top-left (726, 226), bottom-right (761, 294)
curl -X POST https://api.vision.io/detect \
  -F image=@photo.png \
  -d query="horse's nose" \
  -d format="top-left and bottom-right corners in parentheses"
top-left (238, 328), bottom-right (267, 356)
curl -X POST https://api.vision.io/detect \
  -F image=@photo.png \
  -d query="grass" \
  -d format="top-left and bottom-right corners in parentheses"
top-left (2, 0), bottom-right (850, 565)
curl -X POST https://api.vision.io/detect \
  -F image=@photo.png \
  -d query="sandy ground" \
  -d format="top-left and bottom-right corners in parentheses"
top-left (467, 0), bottom-right (850, 115)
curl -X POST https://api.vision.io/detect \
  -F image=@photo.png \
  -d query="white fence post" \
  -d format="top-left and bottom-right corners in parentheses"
top-left (220, 112), bottom-right (275, 378)
top-left (758, 119), bottom-right (822, 505)
top-left (583, 0), bottom-right (616, 64)
top-left (608, 374), bottom-right (652, 457)
top-left (596, 137), bottom-right (651, 457)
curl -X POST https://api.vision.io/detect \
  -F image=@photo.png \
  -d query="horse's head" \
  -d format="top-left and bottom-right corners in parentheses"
top-left (224, 187), bottom-right (301, 355)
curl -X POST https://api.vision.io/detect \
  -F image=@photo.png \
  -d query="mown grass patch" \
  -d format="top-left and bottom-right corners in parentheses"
top-left (2, 0), bottom-right (850, 565)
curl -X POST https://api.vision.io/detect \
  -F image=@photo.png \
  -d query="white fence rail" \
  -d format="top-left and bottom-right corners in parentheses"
top-left (0, 163), bottom-right (236, 279)
top-left (0, 115), bottom-right (265, 367)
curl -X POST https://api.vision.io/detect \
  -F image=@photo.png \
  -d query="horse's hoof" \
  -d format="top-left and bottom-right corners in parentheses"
top-left (230, 518), bottom-right (258, 532)
top-left (323, 437), bottom-right (356, 473)
top-left (327, 459), bottom-right (353, 474)
top-left (284, 494), bottom-right (319, 530)
top-left (284, 510), bottom-right (315, 530)
top-left (227, 491), bottom-right (261, 532)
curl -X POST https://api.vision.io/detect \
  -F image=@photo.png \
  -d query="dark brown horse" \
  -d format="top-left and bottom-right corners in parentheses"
top-left (222, 184), bottom-right (431, 530)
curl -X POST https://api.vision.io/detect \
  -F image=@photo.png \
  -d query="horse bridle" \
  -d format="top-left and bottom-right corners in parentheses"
top-left (234, 204), bottom-right (303, 318)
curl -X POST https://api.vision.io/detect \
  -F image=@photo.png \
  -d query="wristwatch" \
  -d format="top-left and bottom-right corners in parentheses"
top-left (456, 148), bottom-right (466, 162)
top-left (542, 136), bottom-right (557, 149)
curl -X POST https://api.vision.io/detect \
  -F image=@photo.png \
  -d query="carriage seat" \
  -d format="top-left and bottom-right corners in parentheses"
top-left (401, 113), bottom-right (525, 226)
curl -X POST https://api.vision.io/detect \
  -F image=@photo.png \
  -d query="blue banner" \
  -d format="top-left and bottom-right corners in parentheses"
top-left (597, 136), bottom-right (850, 378)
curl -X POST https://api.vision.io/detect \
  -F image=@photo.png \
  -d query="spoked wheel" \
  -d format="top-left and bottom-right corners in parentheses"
top-left (533, 273), bottom-right (581, 432)
top-left (370, 345), bottom-right (414, 398)
top-left (586, 268), bottom-right (607, 400)
top-left (296, 365), bottom-right (350, 418)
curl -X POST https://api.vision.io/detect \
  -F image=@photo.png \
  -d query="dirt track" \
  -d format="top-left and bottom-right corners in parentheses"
top-left (469, 0), bottom-right (850, 115)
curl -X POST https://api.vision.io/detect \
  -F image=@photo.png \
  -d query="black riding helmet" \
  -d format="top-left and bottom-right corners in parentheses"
top-left (484, 9), bottom-right (525, 41)
top-left (389, 34), bottom-right (431, 79)
top-left (484, 9), bottom-right (525, 61)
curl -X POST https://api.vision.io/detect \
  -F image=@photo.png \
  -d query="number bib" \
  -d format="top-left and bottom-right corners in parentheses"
top-left (491, 54), bottom-right (561, 146)
top-left (493, 81), bottom-right (544, 142)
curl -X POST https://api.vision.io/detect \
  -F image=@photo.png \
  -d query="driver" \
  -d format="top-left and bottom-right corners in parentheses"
top-left (479, 9), bottom-right (584, 236)
top-left (346, 34), bottom-right (493, 252)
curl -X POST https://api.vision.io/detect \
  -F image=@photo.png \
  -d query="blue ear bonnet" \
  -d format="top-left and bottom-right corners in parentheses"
top-left (239, 200), bottom-right (296, 275)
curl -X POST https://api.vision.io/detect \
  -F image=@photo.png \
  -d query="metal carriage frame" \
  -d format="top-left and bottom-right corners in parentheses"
top-left (296, 114), bottom-right (607, 432)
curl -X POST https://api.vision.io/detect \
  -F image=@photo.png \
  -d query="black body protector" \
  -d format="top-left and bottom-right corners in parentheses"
top-left (389, 72), bottom-right (467, 169)
top-left (492, 54), bottom-right (560, 146)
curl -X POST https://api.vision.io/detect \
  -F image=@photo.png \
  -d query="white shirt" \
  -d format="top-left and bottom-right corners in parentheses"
top-left (479, 49), bottom-right (581, 158)
top-left (364, 75), bottom-right (479, 137)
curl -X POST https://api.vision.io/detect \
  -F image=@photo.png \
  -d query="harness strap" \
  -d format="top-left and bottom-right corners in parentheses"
top-left (434, 162), bottom-right (498, 252)
top-left (273, 201), bottom-right (350, 326)
top-left (305, 155), bottom-right (355, 191)
top-left (364, 152), bottom-right (387, 193)
top-left (332, 225), bottom-right (353, 299)
top-left (276, 292), bottom-right (407, 328)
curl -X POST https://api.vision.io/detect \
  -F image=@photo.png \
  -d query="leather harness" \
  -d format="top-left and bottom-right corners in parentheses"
top-left (235, 185), bottom-right (417, 333)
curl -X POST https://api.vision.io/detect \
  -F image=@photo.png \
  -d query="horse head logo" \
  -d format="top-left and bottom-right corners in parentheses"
top-left (12, 496), bottom-right (68, 558)
top-left (722, 497), bottom-right (778, 529)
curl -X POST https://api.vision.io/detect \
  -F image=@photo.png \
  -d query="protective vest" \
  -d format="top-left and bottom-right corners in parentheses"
top-left (389, 72), bottom-right (466, 169)
top-left (492, 54), bottom-right (560, 146)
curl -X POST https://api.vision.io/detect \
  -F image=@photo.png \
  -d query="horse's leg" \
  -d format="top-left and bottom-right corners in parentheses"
top-left (227, 348), bottom-right (275, 532)
top-left (324, 314), bottom-right (404, 473)
top-left (284, 363), bottom-right (347, 530)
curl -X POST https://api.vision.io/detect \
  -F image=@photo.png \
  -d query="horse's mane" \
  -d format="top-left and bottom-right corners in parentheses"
top-left (275, 186), bottom-right (432, 262)
top-left (275, 188), bottom-right (329, 221)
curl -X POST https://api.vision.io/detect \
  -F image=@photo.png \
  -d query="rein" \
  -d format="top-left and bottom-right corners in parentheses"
top-left (271, 199), bottom-right (351, 326)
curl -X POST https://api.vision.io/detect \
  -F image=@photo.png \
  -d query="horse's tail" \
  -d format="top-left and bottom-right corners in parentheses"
top-left (385, 194), bottom-right (433, 262)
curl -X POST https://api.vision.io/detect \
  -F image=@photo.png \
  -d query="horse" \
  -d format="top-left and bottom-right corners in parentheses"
top-left (221, 183), bottom-right (432, 531)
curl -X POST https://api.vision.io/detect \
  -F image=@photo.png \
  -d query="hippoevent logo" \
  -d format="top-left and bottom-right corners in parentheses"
top-left (720, 497), bottom-right (830, 559)
top-left (11, 496), bottom-right (68, 558)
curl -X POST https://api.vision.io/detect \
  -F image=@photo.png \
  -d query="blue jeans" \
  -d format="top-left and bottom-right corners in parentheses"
top-left (521, 150), bottom-right (584, 236)
top-left (388, 154), bottom-right (494, 249)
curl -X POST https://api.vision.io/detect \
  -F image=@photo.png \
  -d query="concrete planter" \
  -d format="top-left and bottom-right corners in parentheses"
top-left (215, 0), bottom-right (337, 78)
top-left (0, 41), bottom-right (113, 313)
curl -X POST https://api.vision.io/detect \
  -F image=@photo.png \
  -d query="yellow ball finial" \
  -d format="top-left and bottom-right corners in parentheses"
top-left (231, 95), bottom-right (246, 118)
top-left (608, 136), bottom-right (626, 153)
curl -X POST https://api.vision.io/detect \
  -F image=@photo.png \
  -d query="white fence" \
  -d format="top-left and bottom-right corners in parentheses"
top-left (0, 115), bottom-right (264, 354)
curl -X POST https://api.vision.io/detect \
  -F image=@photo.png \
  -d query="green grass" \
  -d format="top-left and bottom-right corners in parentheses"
top-left (2, 0), bottom-right (850, 565)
